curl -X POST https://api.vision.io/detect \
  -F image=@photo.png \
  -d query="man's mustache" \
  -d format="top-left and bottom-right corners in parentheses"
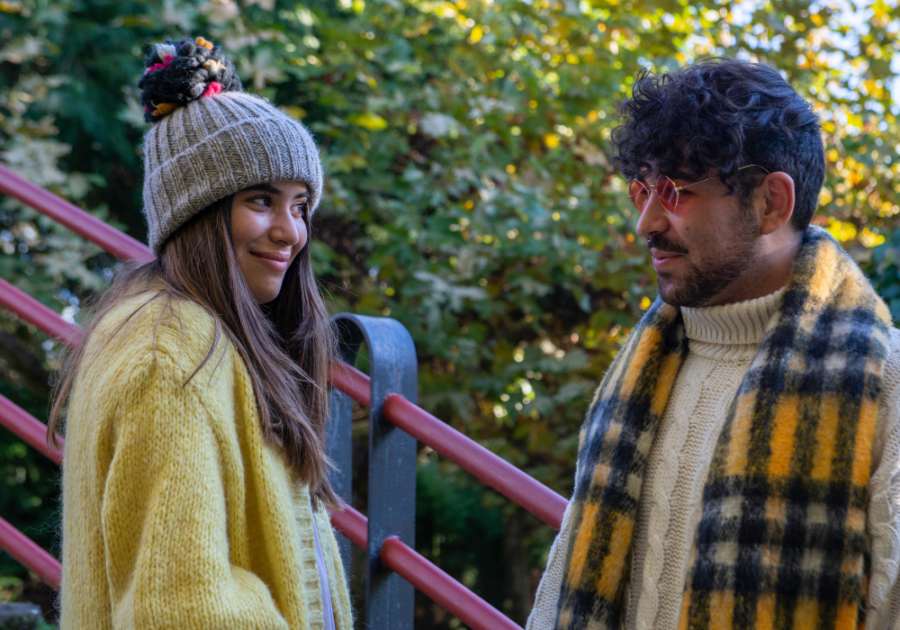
top-left (646, 234), bottom-right (689, 255)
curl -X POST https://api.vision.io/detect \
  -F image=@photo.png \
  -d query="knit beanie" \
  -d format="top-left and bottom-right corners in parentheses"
top-left (138, 37), bottom-right (323, 255)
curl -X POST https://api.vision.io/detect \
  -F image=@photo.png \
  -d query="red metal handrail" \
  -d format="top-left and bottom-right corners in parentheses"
top-left (381, 536), bottom-right (522, 630)
top-left (385, 394), bottom-right (566, 529)
top-left (0, 517), bottom-right (61, 591)
top-left (330, 363), bottom-right (566, 529)
top-left (0, 394), bottom-right (63, 466)
top-left (329, 504), bottom-right (368, 549)
top-left (0, 278), bottom-right (83, 347)
top-left (0, 165), bottom-right (153, 263)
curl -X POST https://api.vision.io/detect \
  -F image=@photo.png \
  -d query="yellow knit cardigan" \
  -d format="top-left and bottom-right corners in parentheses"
top-left (59, 294), bottom-right (353, 630)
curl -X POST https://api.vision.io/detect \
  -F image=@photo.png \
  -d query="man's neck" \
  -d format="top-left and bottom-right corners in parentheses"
top-left (700, 230), bottom-right (802, 307)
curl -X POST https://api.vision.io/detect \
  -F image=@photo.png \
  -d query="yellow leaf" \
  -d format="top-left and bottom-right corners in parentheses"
top-left (280, 105), bottom-right (307, 120)
top-left (469, 25), bottom-right (483, 43)
top-left (544, 133), bottom-right (560, 148)
top-left (860, 228), bottom-right (885, 248)
top-left (0, 0), bottom-right (24, 13)
top-left (348, 112), bottom-right (388, 131)
top-left (826, 220), bottom-right (857, 242)
top-left (640, 296), bottom-right (651, 310)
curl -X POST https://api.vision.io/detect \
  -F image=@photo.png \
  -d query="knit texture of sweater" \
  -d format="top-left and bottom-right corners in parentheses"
top-left (528, 289), bottom-right (900, 630)
top-left (59, 294), bottom-right (353, 630)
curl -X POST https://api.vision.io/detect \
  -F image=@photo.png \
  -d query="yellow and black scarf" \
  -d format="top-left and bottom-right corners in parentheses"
top-left (555, 227), bottom-right (891, 630)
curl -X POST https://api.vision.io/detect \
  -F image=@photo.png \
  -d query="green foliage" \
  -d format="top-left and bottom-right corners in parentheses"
top-left (1, 0), bottom-right (899, 625)
top-left (867, 229), bottom-right (900, 322)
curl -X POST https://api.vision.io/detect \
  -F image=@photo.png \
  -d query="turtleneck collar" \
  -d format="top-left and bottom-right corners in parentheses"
top-left (678, 288), bottom-right (786, 362)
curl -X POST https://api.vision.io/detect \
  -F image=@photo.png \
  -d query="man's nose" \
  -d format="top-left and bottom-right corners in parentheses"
top-left (635, 191), bottom-right (670, 240)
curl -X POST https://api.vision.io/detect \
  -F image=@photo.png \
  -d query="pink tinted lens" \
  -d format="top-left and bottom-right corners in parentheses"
top-left (629, 180), bottom-right (650, 212)
top-left (656, 176), bottom-right (678, 212)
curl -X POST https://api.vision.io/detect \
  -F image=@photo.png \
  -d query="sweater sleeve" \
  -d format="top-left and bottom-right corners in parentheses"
top-left (100, 351), bottom-right (289, 630)
top-left (867, 328), bottom-right (900, 630)
top-left (526, 500), bottom-right (573, 630)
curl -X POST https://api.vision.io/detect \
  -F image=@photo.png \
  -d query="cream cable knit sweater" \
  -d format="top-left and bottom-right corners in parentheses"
top-left (528, 290), bottom-right (900, 630)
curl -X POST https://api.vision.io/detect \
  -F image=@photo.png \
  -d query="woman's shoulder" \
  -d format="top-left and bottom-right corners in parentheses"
top-left (86, 291), bottom-right (228, 377)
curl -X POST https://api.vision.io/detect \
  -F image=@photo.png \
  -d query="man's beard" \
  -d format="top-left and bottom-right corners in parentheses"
top-left (648, 222), bottom-right (760, 308)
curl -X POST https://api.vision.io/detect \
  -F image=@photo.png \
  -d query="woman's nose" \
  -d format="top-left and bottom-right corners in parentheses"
top-left (270, 207), bottom-right (304, 246)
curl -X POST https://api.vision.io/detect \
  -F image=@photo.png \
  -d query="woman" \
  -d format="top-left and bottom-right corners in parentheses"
top-left (50, 37), bottom-right (352, 629)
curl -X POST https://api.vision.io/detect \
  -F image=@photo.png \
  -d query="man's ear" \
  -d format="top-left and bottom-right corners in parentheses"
top-left (758, 172), bottom-right (795, 235)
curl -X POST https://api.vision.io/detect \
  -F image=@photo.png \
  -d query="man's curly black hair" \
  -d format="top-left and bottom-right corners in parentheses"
top-left (611, 58), bottom-right (825, 231)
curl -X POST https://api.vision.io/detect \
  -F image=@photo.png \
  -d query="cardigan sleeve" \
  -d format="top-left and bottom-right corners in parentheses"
top-left (100, 351), bottom-right (289, 630)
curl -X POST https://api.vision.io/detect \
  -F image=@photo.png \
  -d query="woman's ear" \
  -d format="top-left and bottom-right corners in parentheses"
top-left (758, 171), bottom-right (795, 235)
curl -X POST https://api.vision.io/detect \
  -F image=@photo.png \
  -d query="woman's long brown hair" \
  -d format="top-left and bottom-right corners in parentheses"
top-left (48, 195), bottom-right (340, 507)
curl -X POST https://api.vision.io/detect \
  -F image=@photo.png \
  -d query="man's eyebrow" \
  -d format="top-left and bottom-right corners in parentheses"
top-left (668, 171), bottom-right (706, 183)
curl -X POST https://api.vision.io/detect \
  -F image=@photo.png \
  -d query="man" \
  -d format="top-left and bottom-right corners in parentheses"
top-left (528, 58), bottom-right (900, 630)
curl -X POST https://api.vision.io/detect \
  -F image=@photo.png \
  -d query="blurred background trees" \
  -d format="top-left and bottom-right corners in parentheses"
top-left (1, 0), bottom-right (898, 626)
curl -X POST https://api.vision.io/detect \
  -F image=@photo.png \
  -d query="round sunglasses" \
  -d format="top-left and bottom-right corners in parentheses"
top-left (628, 165), bottom-right (770, 214)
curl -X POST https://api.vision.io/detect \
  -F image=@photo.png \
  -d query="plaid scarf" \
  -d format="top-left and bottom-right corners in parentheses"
top-left (555, 227), bottom-right (891, 630)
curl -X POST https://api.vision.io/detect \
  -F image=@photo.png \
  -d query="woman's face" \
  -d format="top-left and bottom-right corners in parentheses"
top-left (230, 180), bottom-right (310, 304)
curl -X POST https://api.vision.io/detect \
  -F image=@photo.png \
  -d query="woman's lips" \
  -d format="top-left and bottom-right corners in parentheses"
top-left (250, 251), bottom-right (290, 272)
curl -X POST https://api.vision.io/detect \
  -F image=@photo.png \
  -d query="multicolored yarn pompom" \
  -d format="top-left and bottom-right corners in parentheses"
top-left (137, 36), bottom-right (242, 123)
top-left (145, 55), bottom-right (173, 74)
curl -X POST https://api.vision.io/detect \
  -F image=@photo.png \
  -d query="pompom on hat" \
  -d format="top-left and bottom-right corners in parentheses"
top-left (138, 37), bottom-right (323, 255)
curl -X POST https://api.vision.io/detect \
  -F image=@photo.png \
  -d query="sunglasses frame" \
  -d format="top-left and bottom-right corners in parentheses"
top-left (628, 164), bottom-right (771, 214)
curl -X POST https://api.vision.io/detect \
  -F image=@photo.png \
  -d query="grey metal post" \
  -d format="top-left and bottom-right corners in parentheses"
top-left (332, 313), bottom-right (417, 630)
top-left (325, 317), bottom-right (366, 580)
top-left (326, 386), bottom-right (353, 577)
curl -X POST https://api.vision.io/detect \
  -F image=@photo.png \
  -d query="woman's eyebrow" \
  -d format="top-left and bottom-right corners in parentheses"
top-left (243, 183), bottom-right (281, 195)
top-left (242, 184), bottom-right (308, 199)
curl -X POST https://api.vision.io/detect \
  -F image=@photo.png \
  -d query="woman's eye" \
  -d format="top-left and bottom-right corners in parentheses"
top-left (250, 195), bottom-right (272, 207)
top-left (293, 200), bottom-right (308, 216)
